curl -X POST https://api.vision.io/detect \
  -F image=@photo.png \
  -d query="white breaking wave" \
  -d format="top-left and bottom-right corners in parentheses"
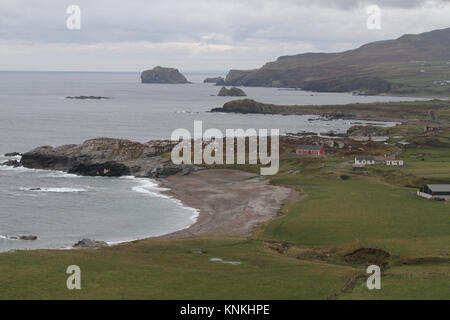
top-left (132, 179), bottom-right (170, 198)
top-left (20, 187), bottom-right (87, 193)
top-left (132, 178), bottom-right (199, 223)
top-left (40, 171), bottom-right (80, 179)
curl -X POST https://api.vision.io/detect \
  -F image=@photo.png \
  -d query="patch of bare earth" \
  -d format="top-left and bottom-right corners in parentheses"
top-left (159, 169), bottom-right (301, 238)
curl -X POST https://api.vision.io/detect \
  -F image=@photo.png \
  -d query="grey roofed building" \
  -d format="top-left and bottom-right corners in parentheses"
top-left (420, 184), bottom-right (450, 195)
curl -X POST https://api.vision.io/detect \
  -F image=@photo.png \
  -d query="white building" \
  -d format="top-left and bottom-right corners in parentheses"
top-left (355, 156), bottom-right (376, 165)
top-left (371, 136), bottom-right (389, 142)
top-left (417, 185), bottom-right (450, 201)
top-left (386, 160), bottom-right (404, 166)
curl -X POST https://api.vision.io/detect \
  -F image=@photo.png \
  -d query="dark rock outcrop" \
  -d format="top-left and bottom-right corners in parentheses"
top-left (203, 77), bottom-right (225, 84)
top-left (19, 235), bottom-right (38, 241)
top-left (73, 239), bottom-right (108, 248)
top-left (141, 66), bottom-right (189, 84)
top-left (20, 138), bottom-right (198, 178)
top-left (68, 161), bottom-right (130, 177)
top-left (211, 99), bottom-right (267, 114)
top-left (65, 96), bottom-right (110, 100)
top-left (4, 152), bottom-right (22, 157)
top-left (1, 160), bottom-right (20, 167)
top-left (217, 87), bottom-right (247, 97)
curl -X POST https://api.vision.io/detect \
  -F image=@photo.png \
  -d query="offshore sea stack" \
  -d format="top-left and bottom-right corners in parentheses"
top-left (141, 66), bottom-right (190, 84)
top-left (20, 138), bottom-right (198, 178)
top-left (217, 86), bottom-right (247, 97)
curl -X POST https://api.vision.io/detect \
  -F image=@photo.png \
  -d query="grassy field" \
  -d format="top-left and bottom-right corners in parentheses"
top-left (0, 127), bottom-right (449, 300)
top-left (0, 237), bottom-right (357, 300)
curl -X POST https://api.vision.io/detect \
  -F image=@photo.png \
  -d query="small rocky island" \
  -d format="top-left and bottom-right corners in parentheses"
top-left (203, 77), bottom-right (225, 85)
top-left (217, 86), bottom-right (247, 97)
top-left (17, 138), bottom-right (198, 178)
top-left (141, 66), bottom-right (190, 84)
top-left (65, 96), bottom-right (110, 100)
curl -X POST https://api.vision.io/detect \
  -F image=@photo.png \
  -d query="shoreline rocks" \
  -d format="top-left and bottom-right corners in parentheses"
top-left (73, 239), bottom-right (108, 248)
top-left (1, 159), bottom-right (20, 167)
top-left (6, 235), bottom-right (38, 241)
top-left (4, 152), bottom-right (22, 157)
top-left (141, 66), bottom-right (190, 84)
top-left (20, 138), bottom-right (198, 179)
top-left (68, 161), bottom-right (131, 177)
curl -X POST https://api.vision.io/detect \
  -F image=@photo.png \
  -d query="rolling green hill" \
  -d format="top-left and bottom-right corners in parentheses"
top-left (225, 28), bottom-right (450, 96)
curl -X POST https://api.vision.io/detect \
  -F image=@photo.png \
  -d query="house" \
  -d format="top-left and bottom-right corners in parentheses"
top-left (396, 141), bottom-right (410, 148)
top-left (417, 184), bottom-right (450, 201)
top-left (296, 145), bottom-right (324, 156)
top-left (371, 136), bottom-right (389, 142)
top-left (386, 160), bottom-right (404, 166)
top-left (350, 136), bottom-right (370, 142)
top-left (355, 156), bottom-right (376, 165)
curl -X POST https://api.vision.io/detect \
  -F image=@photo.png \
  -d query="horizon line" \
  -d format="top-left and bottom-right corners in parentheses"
top-left (0, 69), bottom-right (228, 74)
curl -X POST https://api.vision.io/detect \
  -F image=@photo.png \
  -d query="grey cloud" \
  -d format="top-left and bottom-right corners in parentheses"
top-left (0, 0), bottom-right (449, 71)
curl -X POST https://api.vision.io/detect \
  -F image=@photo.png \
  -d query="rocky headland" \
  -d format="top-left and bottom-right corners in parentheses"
top-left (141, 66), bottom-right (190, 84)
top-left (221, 28), bottom-right (450, 96)
top-left (19, 138), bottom-right (198, 178)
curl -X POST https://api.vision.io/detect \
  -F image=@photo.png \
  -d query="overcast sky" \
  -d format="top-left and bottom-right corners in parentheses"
top-left (1, 0), bottom-right (449, 72)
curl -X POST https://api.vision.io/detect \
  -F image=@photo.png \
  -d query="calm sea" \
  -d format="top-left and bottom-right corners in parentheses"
top-left (0, 71), bottom-right (422, 251)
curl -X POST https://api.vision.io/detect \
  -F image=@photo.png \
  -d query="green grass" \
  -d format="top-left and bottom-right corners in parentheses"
top-left (341, 264), bottom-right (450, 300)
top-left (0, 237), bottom-right (357, 300)
top-left (366, 146), bottom-right (450, 187)
top-left (261, 173), bottom-right (450, 257)
top-left (1, 135), bottom-right (449, 300)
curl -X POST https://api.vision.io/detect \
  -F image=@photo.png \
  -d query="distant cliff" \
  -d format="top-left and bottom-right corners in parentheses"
top-left (204, 76), bottom-right (225, 85)
top-left (141, 66), bottom-right (190, 84)
top-left (223, 28), bottom-right (450, 95)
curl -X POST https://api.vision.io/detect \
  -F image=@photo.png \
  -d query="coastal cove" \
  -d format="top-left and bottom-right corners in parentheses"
top-left (0, 157), bottom-right (199, 252)
top-left (0, 71), bottom-right (424, 252)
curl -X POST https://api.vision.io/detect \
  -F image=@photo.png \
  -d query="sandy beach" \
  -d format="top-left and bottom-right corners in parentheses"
top-left (159, 169), bottom-right (301, 238)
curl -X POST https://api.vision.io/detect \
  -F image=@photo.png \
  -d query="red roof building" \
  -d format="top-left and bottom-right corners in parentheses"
top-left (296, 145), bottom-right (324, 156)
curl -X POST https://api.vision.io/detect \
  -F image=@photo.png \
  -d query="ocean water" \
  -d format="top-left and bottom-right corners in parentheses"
top-left (0, 71), bottom-right (423, 252)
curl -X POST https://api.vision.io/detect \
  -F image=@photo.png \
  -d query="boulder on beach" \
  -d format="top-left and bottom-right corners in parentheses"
top-left (73, 239), bottom-right (108, 248)
top-left (141, 66), bottom-right (190, 84)
top-left (217, 87), bottom-right (247, 97)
